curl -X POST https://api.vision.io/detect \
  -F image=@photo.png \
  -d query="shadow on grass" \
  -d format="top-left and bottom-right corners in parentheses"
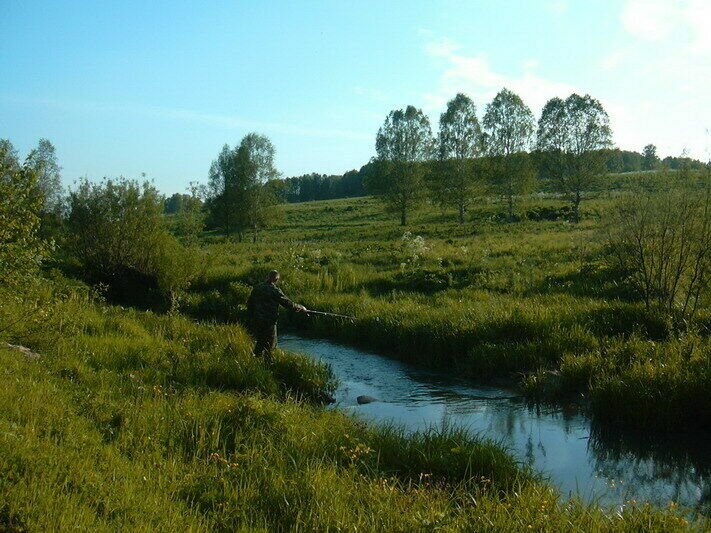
top-left (529, 263), bottom-right (638, 301)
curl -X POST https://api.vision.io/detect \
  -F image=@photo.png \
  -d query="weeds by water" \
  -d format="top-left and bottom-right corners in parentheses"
top-left (184, 195), bottom-right (711, 433)
top-left (0, 283), bottom-right (704, 530)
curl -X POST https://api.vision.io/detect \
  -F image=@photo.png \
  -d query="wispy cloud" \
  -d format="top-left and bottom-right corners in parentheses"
top-left (599, 0), bottom-right (711, 159)
top-left (0, 95), bottom-right (371, 142)
top-left (422, 36), bottom-right (576, 115)
top-left (541, 0), bottom-right (569, 16)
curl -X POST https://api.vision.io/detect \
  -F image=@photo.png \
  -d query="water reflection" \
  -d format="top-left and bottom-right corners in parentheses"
top-left (280, 335), bottom-right (711, 511)
top-left (589, 423), bottom-right (711, 508)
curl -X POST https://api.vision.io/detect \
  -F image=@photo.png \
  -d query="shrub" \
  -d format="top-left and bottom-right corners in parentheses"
top-left (605, 175), bottom-right (711, 323)
top-left (0, 140), bottom-right (45, 288)
top-left (66, 178), bottom-right (195, 309)
top-left (525, 205), bottom-right (574, 221)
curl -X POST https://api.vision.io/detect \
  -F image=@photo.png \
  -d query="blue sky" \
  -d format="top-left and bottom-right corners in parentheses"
top-left (2, 0), bottom-right (709, 194)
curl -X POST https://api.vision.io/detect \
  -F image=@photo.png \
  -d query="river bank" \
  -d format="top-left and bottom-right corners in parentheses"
top-left (280, 334), bottom-right (711, 513)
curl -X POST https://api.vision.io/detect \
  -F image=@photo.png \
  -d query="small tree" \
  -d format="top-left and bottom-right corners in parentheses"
top-left (66, 178), bottom-right (194, 308)
top-left (642, 144), bottom-right (659, 170)
top-left (172, 183), bottom-right (205, 246)
top-left (0, 140), bottom-right (44, 288)
top-left (206, 134), bottom-right (281, 241)
top-left (235, 133), bottom-right (281, 242)
top-left (605, 149), bottom-right (624, 173)
top-left (369, 106), bottom-right (434, 225)
top-left (537, 94), bottom-right (612, 222)
top-left (483, 88), bottom-right (535, 220)
top-left (207, 144), bottom-right (240, 237)
top-left (24, 138), bottom-right (63, 213)
top-left (606, 172), bottom-right (711, 322)
top-left (436, 93), bottom-right (484, 223)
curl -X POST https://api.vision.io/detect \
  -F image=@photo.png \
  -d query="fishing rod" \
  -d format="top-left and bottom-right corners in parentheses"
top-left (304, 309), bottom-right (356, 320)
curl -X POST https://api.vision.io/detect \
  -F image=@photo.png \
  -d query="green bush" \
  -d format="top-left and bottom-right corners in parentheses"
top-left (606, 176), bottom-right (711, 323)
top-left (66, 178), bottom-right (196, 309)
top-left (0, 139), bottom-right (45, 288)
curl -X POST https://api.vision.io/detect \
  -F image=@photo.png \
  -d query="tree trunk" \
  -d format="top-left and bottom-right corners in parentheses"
top-left (508, 194), bottom-right (514, 221)
top-left (458, 202), bottom-right (465, 224)
top-left (400, 210), bottom-right (407, 226)
top-left (572, 192), bottom-right (581, 223)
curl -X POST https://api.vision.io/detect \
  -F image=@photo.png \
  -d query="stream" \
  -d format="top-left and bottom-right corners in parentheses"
top-left (280, 335), bottom-right (711, 511)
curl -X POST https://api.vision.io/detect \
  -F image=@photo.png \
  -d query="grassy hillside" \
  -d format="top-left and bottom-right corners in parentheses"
top-left (2, 176), bottom-right (709, 529)
top-left (187, 193), bottom-right (711, 433)
top-left (2, 284), bottom-right (700, 531)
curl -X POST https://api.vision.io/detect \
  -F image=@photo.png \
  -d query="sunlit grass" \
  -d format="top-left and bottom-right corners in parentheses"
top-left (0, 298), bottom-right (702, 530)
top-left (186, 194), bottom-right (711, 432)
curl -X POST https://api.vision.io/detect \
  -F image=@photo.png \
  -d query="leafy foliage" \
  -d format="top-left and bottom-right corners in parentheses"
top-left (66, 178), bottom-right (194, 308)
top-left (537, 94), bottom-right (612, 221)
top-left (643, 143), bottom-right (660, 170)
top-left (435, 93), bottom-right (485, 222)
top-left (606, 174), bottom-right (711, 322)
top-left (206, 134), bottom-right (282, 241)
top-left (23, 138), bottom-right (63, 214)
top-left (483, 88), bottom-right (536, 219)
top-left (369, 105), bottom-right (434, 225)
top-left (0, 139), bottom-right (45, 288)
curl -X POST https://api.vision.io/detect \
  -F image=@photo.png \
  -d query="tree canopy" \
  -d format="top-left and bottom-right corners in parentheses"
top-left (206, 133), bottom-right (282, 241)
top-left (0, 139), bottom-right (44, 288)
top-left (369, 106), bottom-right (434, 225)
top-left (436, 93), bottom-right (484, 223)
top-left (483, 89), bottom-right (535, 219)
top-left (537, 93), bottom-right (612, 221)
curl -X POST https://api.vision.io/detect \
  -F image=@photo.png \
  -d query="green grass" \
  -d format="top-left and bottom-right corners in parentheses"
top-left (0, 286), bottom-right (703, 531)
top-left (185, 193), bottom-right (711, 432)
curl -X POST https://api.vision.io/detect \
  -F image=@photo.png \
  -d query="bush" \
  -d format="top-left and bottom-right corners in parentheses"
top-left (66, 178), bottom-right (196, 309)
top-left (606, 175), bottom-right (711, 323)
top-left (525, 205), bottom-right (574, 221)
top-left (0, 140), bottom-right (45, 288)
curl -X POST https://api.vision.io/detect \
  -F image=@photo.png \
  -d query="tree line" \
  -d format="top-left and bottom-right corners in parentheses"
top-left (271, 146), bottom-right (697, 206)
top-left (367, 89), bottom-right (707, 225)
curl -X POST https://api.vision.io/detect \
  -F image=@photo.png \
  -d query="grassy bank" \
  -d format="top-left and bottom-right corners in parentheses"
top-left (0, 285), bottom-right (702, 530)
top-left (182, 194), bottom-right (711, 432)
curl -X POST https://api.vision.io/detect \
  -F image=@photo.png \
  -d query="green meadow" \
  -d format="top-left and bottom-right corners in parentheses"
top-left (0, 281), bottom-right (702, 531)
top-left (184, 184), bottom-right (711, 434)
top-left (5, 2), bottom-right (710, 528)
top-left (2, 164), bottom-right (710, 530)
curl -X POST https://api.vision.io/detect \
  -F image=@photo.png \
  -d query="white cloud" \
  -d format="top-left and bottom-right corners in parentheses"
top-left (541, 0), bottom-right (569, 15)
top-left (422, 37), bottom-right (576, 116)
top-left (620, 0), bottom-right (711, 48)
top-left (422, 15), bottom-right (711, 162)
top-left (601, 0), bottom-right (711, 160)
top-left (621, 0), bottom-right (680, 40)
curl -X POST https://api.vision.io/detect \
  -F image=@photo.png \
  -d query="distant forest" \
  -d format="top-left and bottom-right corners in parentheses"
top-left (276, 148), bottom-right (707, 204)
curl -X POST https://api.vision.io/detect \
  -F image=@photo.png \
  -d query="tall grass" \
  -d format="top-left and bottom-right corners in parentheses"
top-left (182, 194), bottom-right (711, 432)
top-left (1, 299), bottom-right (702, 530)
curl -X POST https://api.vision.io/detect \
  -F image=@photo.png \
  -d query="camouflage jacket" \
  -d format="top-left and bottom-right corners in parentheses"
top-left (247, 282), bottom-right (298, 326)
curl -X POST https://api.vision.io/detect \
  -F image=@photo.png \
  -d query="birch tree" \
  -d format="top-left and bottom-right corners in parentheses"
top-left (370, 105), bottom-right (434, 225)
top-left (537, 93), bottom-right (612, 221)
top-left (483, 89), bottom-right (535, 220)
top-left (436, 93), bottom-right (484, 223)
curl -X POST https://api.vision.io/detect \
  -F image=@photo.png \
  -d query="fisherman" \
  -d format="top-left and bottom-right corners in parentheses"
top-left (246, 270), bottom-right (307, 362)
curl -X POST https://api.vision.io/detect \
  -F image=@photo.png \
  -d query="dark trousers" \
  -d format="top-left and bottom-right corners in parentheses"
top-left (252, 323), bottom-right (277, 361)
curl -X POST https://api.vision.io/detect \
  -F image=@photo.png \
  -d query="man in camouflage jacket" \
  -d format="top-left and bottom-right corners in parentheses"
top-left (246, 270), bottom-right (306, 361)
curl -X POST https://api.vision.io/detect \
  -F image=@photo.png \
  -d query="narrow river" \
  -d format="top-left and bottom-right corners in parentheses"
top-left (280, 335), bottom-right (711, 511)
